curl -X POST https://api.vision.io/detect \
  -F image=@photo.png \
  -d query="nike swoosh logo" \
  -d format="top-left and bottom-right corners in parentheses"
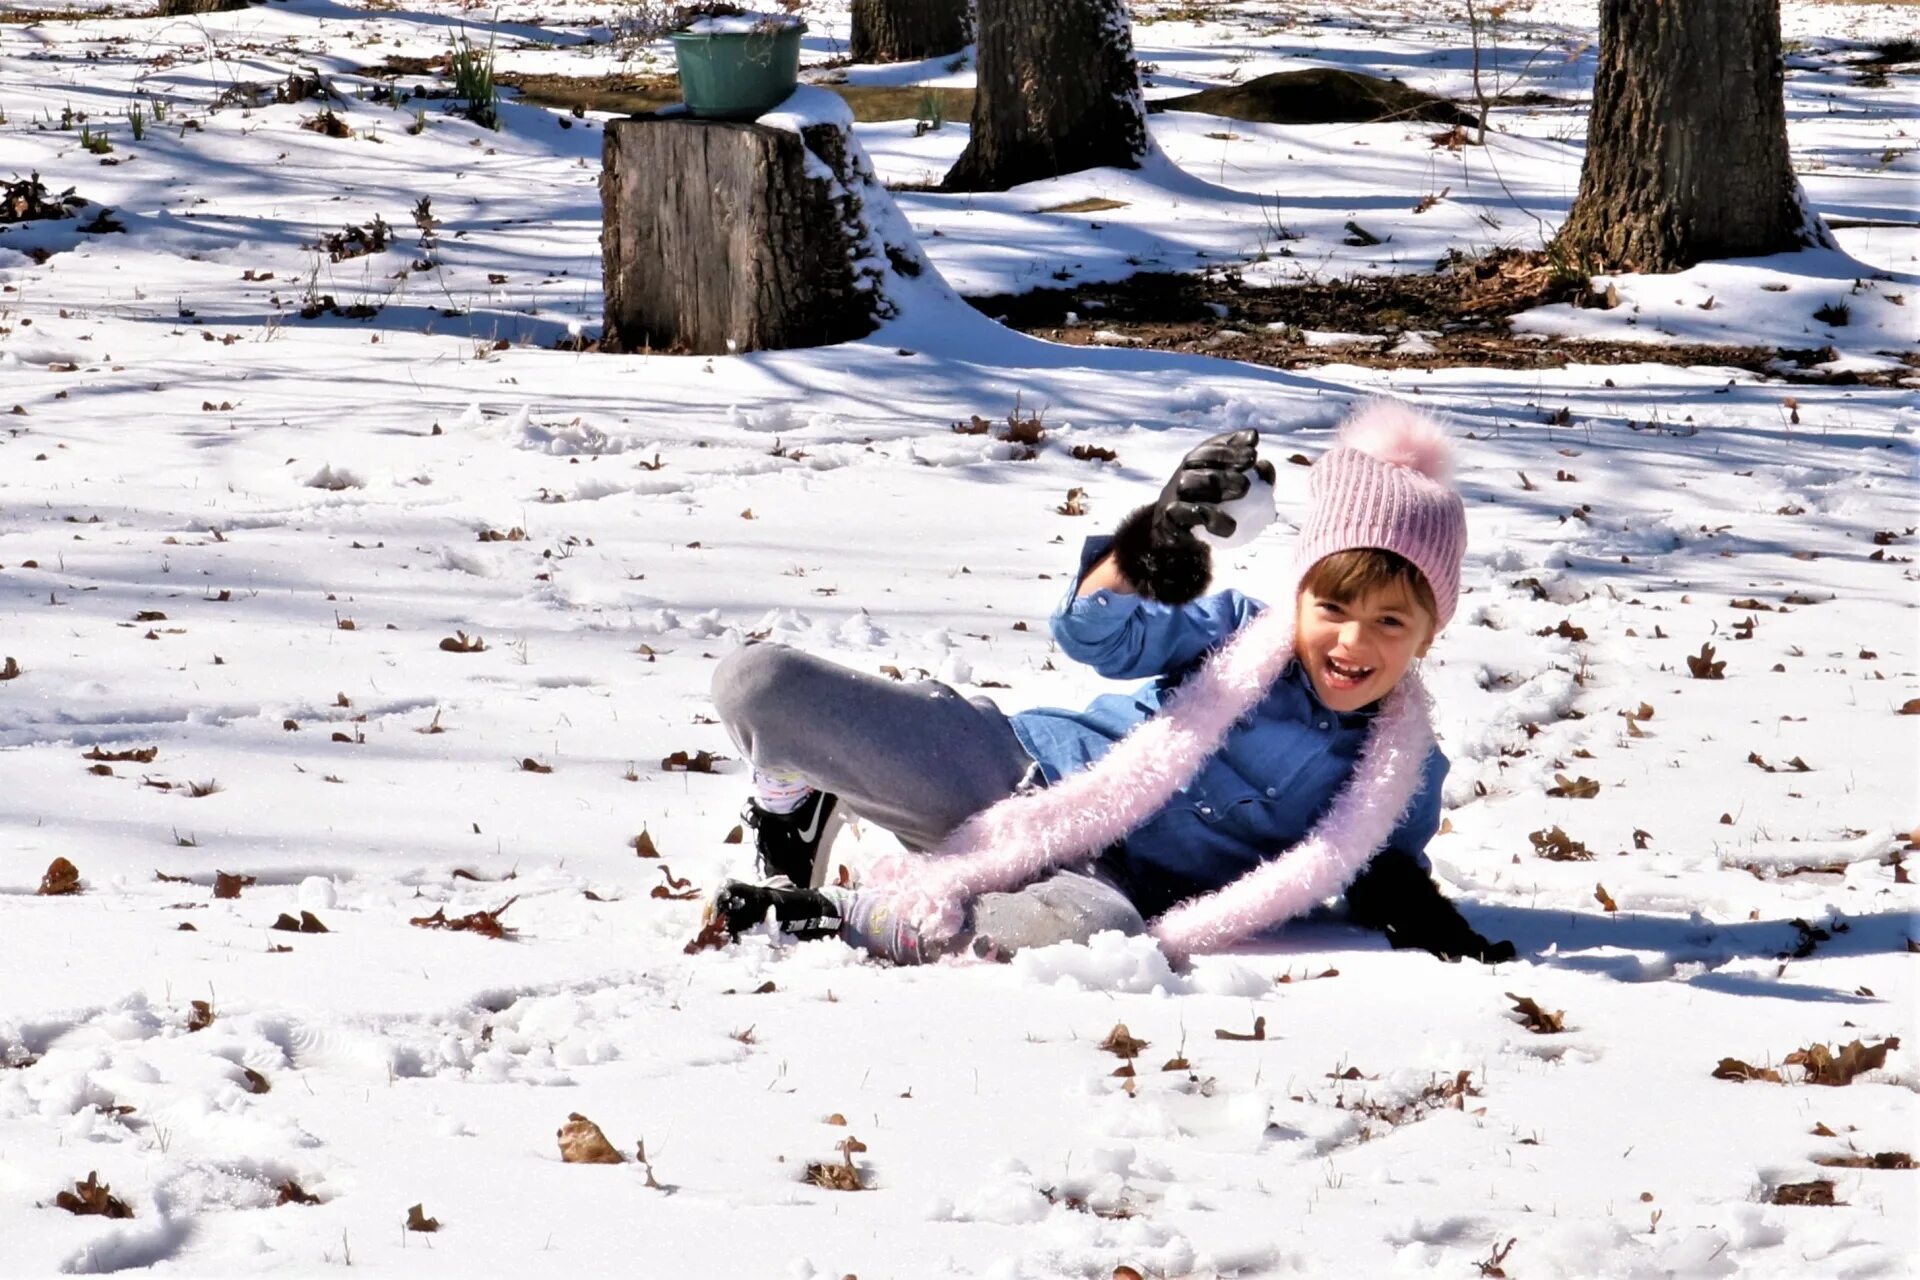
top-left (796, 800), bottom-right (828, 843)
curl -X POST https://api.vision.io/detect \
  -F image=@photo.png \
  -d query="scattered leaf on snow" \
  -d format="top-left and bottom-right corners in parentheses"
top-left (404, 1203), bottom-right (439, 1232)
top-left (631, 828), bottom-right (660, 858)
top-left (410, 898), bottom-right (518, 939)
top-left (54, 1171), bottom-right (132, 1218)
top-left (38, 857), bottom-right (80, 895)
top-left (723, 824), bottom-right (743, 845)
top-left (1594, 883), bottom-right (1618, 912)
top-left (83, 745), bottom-right (157, 763)
top-left (1099, 1024), bottom-right (1147, 1059)
top-left (557, 1113), bottom-right (626, 1164)
top-left (1712, 1058), bottom-right (1783, 1083)
top-left (1770, 1180), bottom-right (1838, 1206)
top-left (1528, 826), bottom-right (1592, 861)
top-left (1506, 993), bottom-right (1565, 1034)
top-left (213, 871), bottom-right (255, 899)
top-left (1546, 773), bottom-right (1600, 799)
top-left (187, 1000), bottom-right (214, 1032)
top-left (1057, 487), bottom-right (1088, 516)
top-left (1686, 642), bottom-right (1726, 679)
top-left (278, 1180), bottom-right (320, 1205)
top-left (438, 630), bottom-right (487, 653)
top-left (1813, 1151), bottom-right (1914, 1169)
top-left (1786, 1038), bottom-right (1901, 1087)
top-left (661, 749), bottom-right (720, 773)
top-left (0, 656), bottom-right (21, 681)
top-left (519, 757), bottom-right (553, 774)
top-left (1215, 1016), bottom-right (1267, 1042)
top-left (649, 865), bottom-right (698, 901)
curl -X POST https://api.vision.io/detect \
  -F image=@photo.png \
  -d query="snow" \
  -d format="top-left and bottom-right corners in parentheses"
top-left (1, 0), bottom-right (1916, 1277)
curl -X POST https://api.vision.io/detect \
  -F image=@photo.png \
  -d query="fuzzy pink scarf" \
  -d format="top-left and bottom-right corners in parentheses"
top-left (865, 576), bottom-right (1437, 962)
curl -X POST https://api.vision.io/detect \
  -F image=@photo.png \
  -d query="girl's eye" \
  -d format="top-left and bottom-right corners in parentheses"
top-left (1380, 616), bottom-right (1404, 630)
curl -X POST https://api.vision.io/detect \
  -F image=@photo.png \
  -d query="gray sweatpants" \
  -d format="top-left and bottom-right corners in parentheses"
top-left (710, 643), bottom-right (1145, 955)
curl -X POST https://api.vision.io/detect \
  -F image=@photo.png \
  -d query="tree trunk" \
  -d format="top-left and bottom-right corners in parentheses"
top-left (850, 0), bottom-right (972, 64)
top-left (600, 117), bottom-right (882, 354)
top-left (157, 0), bottom-right (252, 13)
top-left (941, 0), bottom-right (1147, 192)
top-left (1555, 0), bottom-right (1827, 273)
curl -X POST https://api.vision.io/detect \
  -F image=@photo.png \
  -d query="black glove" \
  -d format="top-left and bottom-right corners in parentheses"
top-left (1110, 429), bottom-right (1275, 604)
top-left (1345, 849), bottom-right (1516, 964)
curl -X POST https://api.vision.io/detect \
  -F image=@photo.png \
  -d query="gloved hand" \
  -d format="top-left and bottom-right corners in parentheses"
top-left (1345, 849), bottom-right (1516, 964)
top-left (1112, 429), bottom-right (1277, 604)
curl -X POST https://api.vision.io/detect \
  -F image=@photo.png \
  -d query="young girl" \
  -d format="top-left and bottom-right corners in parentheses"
top-left (704, 399), bottom-right (1515, 967)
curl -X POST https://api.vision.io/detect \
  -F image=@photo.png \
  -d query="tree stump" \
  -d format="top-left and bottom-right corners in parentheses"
top-left (601, 115), bottom-right (886, 354)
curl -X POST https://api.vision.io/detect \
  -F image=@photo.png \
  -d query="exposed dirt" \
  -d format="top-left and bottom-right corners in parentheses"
top-left (1152, 67), bottom-right (1475, 126)
top-left (973, 251), bottom-right (1916, 384)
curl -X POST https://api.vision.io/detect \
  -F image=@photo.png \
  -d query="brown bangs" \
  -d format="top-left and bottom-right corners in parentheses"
top-left (1300, 548), bottom-right (1437, 620)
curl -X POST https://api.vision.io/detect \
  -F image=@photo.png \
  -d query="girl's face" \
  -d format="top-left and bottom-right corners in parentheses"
top-left (1294, 583), bottom-right (1435, 712)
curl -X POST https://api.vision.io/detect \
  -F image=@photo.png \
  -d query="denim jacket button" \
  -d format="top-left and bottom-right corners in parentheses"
top-left (1265, 786), bottom-right (1278, 799)
top-left (1317, 720), bottom-right (1330, 730)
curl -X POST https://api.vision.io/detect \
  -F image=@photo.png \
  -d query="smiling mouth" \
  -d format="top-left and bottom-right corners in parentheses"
top-left (1325, 656), bottom-right (1375, 687)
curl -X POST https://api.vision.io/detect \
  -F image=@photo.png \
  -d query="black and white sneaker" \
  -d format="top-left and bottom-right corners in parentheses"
top-left (742, 790), bottom-right (843, 888)
top-left (706, 879), bottom-right (844, 942)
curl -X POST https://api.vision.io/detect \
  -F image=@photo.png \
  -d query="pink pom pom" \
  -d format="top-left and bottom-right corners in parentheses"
top-left (1337, 399), bottom-right (1454, 482)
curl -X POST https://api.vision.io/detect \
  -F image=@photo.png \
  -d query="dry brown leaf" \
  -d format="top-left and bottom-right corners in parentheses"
top-left (187, 999), bottom-right (215, 1033)
top-left (1594, 883), bottom-right (1618, 913)
top-left (1057, 487), bottom-right (1088, 516)
top-left (518, 757), bottom-right (553, 774)
top-left (1099, 1023), bottom-right (1147, 1059)
top-left (438, 630), bottom-right (487, 653)
top-left (557, 1113), bottom-right (626, 1164)
top-left (631, 828), bottom-right (660, 858)
top-left (723, 824), bottom-right (743, 845)
top-left (1712, 1057), bottom-right (1783, 1083)
top-left (83, 745), bottom-right (157, 763)
top-left (1771, 1180), bottom-right (1838, 1206)
top-left (1686, 642), bottom-right (1726, 679)
top-left (1546, 773), bottom-right (1600, 799)
top-left (1814, 1151), bottom-right (1914, 1169)
top-left (660, 749), bottom-right (720, 773)
top-left (38, 857), bottom-right (81, 895)
top-left (1071, 444), bottom-right (1119, 463)
top-left (0, 656), bottom-right (21, 681)
top-left (277, 1179), bottom-right (320, 1205)
top-left (1528, 826), bottom-right (1592, 861)
top-left (1786, 1037), bottom-right (1901, 1087)
top-left (405, 1203), bottom-right (439, 1232)
top-left (213, 871), bottom-right (255, 899)
top-left (55, 1171), bottom-right (132, 1219)
top-left (410, 897), bottom-right (518, 939)
top-left (1215, 1016), bottom-right (1267, 1042)
top-left (1506, 993), bottom-right (1565, 1034)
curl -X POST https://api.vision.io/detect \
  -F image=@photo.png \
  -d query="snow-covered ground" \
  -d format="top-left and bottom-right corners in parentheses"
top-left (2, 2), bottom-right (1915, 1276)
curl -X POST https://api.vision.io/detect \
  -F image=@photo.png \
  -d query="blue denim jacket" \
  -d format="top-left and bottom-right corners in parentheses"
top-left (1008, 536), bottom-right (1447, 916)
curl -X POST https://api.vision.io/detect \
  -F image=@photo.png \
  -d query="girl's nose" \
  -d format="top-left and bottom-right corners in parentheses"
top-left (1338, 620), bottom-right (1365, 646)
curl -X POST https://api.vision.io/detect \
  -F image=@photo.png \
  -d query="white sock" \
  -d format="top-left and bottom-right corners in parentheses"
top-left (753, 767), bottom-right (813, 815)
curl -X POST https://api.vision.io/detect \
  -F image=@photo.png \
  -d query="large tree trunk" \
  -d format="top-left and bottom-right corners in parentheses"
top-left (941, 0), bottom-right (1147, 192)
top-left (1554, 0), bottom-right (1827, 273)
top-left (850, 0), bottom-right (972, 64)
top-left (600, 117), bottom-right (883, 354)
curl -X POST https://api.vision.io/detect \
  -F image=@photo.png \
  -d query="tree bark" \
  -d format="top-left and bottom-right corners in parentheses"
top-left (1555, 0), bottom-right (1826, 273)
top-left (941, 0), bottom-right (1147, 192)
top-left (158, 0), bottom-right (253, 12)
top-left (850, 0), bottom-right (972, 64)
top-left (600, 117), bottom-right (882, 354)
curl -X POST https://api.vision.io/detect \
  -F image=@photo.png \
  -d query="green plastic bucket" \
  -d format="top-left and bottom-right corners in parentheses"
top-left (670, 21), bottom-right (806, 121)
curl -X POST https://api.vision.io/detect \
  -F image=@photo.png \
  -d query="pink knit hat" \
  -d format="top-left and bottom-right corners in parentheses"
top-left (1294, 399), bottom-right (1468, 631)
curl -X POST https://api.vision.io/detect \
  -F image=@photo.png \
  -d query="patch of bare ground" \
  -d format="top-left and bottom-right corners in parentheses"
top-left (974, 251), bottom-right (1917, 385)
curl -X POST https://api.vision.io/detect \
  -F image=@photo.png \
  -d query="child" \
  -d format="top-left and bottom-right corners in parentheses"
top-left (704, 400), bottom-right (1515, 967)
